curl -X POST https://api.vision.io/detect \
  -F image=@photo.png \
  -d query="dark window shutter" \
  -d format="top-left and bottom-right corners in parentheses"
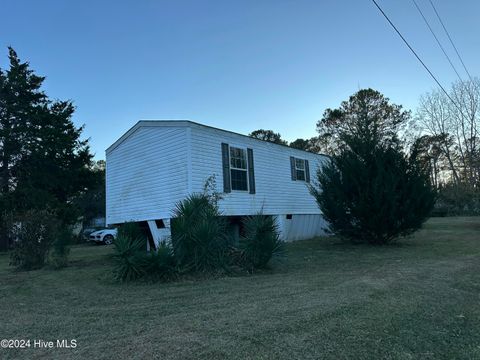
top-left (247, 148), bottom-right (255, 194)
top-left (221, 143), bottom-right (231, 193)
top-left (290, 156), bottom-right (296, 181)
top-left (305, 159), bottom-right (310, 183)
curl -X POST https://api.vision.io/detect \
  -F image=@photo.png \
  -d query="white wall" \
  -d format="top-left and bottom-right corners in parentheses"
top-left (106, 125), bottom-right (189, 225)
top-left (275, 214), bottom-right (328, 241)
top-left (106, 121), bottom-right (330, 236)
top-left (189, 124), bottom-right (328, 216)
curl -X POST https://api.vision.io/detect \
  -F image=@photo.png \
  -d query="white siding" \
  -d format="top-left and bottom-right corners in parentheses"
top-left (189, 124), bottom-right (328, 216)
top-left (106, 126), bottom-right (189, 225)
top-left (106, 121), bottom-right (330, 241)
top-left (275, 214), bottom-right (328, 241)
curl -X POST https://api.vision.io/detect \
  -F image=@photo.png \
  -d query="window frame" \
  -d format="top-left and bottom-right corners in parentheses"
top-left (295, 158), bottom-right (306, 181)
top-left (229, 145), bottom-right (249, 192)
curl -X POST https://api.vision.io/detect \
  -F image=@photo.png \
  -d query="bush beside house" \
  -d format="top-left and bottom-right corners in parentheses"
top-left (111, 193), bottom-right (284, 282)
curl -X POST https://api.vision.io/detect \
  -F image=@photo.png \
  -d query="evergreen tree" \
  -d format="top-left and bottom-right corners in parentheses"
top-left (316, 89), bottom-right (410, 155)
top-left (289, 138), bottom-right (310, 151)
top-left (249, 129), bottom-right (288, 145)
top-left (0, 47), bottom-right (93, 249)
top-left (289, 136), bottom-right (325, 153)
top-left (311, 90), bottom-right (435, 244)
top-left (74, 160), bottom-right (106, 227)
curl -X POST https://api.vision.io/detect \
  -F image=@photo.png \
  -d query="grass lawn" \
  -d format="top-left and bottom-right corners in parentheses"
top-left (1, 217), bottom-right (480, 359)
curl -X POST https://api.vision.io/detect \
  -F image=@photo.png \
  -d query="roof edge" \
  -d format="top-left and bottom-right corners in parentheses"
top-left (105, 120), bottom-right (192, 154)
top-left (105, 120), bottom-right (330, 158)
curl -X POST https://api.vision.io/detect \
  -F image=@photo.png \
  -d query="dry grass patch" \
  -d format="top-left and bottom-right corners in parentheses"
top-left (0, 217), bottom-right (479, 359)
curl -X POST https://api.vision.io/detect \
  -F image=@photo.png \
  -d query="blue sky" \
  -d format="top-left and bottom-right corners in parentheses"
top-left (1, 0), bottom-right (478, 159)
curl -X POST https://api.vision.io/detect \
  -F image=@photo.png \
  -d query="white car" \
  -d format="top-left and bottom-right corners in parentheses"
top-left (88, 228), bottom-right (117, 245)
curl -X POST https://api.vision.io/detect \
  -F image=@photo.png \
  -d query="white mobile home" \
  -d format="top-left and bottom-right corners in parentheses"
top-left (106, 120), bottom-right (329, 246)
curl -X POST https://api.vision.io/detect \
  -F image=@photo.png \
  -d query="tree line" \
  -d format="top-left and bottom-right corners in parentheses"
top-left (1, 47), bottom-right (477, 253)
top-left (250, 81), bottom-right (480, 215)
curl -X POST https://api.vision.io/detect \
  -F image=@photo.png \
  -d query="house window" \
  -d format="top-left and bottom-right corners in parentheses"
top-left (230, 147), bottom-right (248, 191)
top-left (295, 158), bottom-right (306, 181)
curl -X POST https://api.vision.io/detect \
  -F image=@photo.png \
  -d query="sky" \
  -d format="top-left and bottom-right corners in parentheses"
top-left (1, 0), bottom-right (479, 159)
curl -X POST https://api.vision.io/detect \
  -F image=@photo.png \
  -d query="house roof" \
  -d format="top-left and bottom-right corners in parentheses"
top-left (106, 120), bottom-right (329, 158)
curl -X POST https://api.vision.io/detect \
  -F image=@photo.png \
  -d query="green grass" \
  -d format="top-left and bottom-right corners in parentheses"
top-left (1, 217), bottom-right (480, 359)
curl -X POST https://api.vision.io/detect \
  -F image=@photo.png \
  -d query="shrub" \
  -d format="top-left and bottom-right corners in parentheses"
top-left (434, 183), bottom-right (480, 216)
top-left (311, 144), bottom-right (435, 244)
top-left (117, 222), bottom-right (146, 242)
top-left (111, 234), bottom-right (149, 282)
top-left (171, 193), bottom-right (228, 272)
top-left (49, 228), bottom-right (72, 269)
top-left (9, 210), bottom-right (60, 270)
top-left (112, 226), bottom-right (177, 282)
top-left (202, 174), bottom-right (224, 207)
top-left (145, 242), bottom-right (177, 281)
top-left (238, 215), bottom-right (284, 270)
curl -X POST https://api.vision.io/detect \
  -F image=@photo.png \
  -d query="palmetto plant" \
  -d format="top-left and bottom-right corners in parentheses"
top-left (111, 234), bottom-right (149, 282)
top-left (239, 215), bottom-right (284, 271)
top-left (145, 242), bottom-right (177, 281)
top-left (171, 193), bottom-right (229, 272)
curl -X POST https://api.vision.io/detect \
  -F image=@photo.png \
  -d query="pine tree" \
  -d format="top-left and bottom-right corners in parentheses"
top-left (249, 129), bottom-right (288, 145)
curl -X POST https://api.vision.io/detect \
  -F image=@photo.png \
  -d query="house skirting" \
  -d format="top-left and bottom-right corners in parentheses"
top-left (274, 214), bottom-right (328, 241)
top-left (145, 213), bottom-right (328, 248)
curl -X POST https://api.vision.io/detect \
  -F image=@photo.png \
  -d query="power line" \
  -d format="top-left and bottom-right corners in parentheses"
top-left (370, 0), bottom-right (461, 113)
top-left (411, 0), bottom-right (463, 82)
top-left (428, 0), bottom-right (473, 82)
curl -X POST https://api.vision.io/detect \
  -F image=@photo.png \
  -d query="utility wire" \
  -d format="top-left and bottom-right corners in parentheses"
top-left (370, 0), bottom-right (462, 114)
top-left (411, 0), bottom-right (463, 82)
top-left (428, 0), bottom-right (473, 82)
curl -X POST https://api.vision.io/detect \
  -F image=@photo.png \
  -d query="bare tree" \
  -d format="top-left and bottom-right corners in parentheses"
top-left (449, 79), bottom-right (480, 185)
top-left (417, 78), bottom-right (480, 187)
top-left (417, 89), bottom-right (459, 183)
